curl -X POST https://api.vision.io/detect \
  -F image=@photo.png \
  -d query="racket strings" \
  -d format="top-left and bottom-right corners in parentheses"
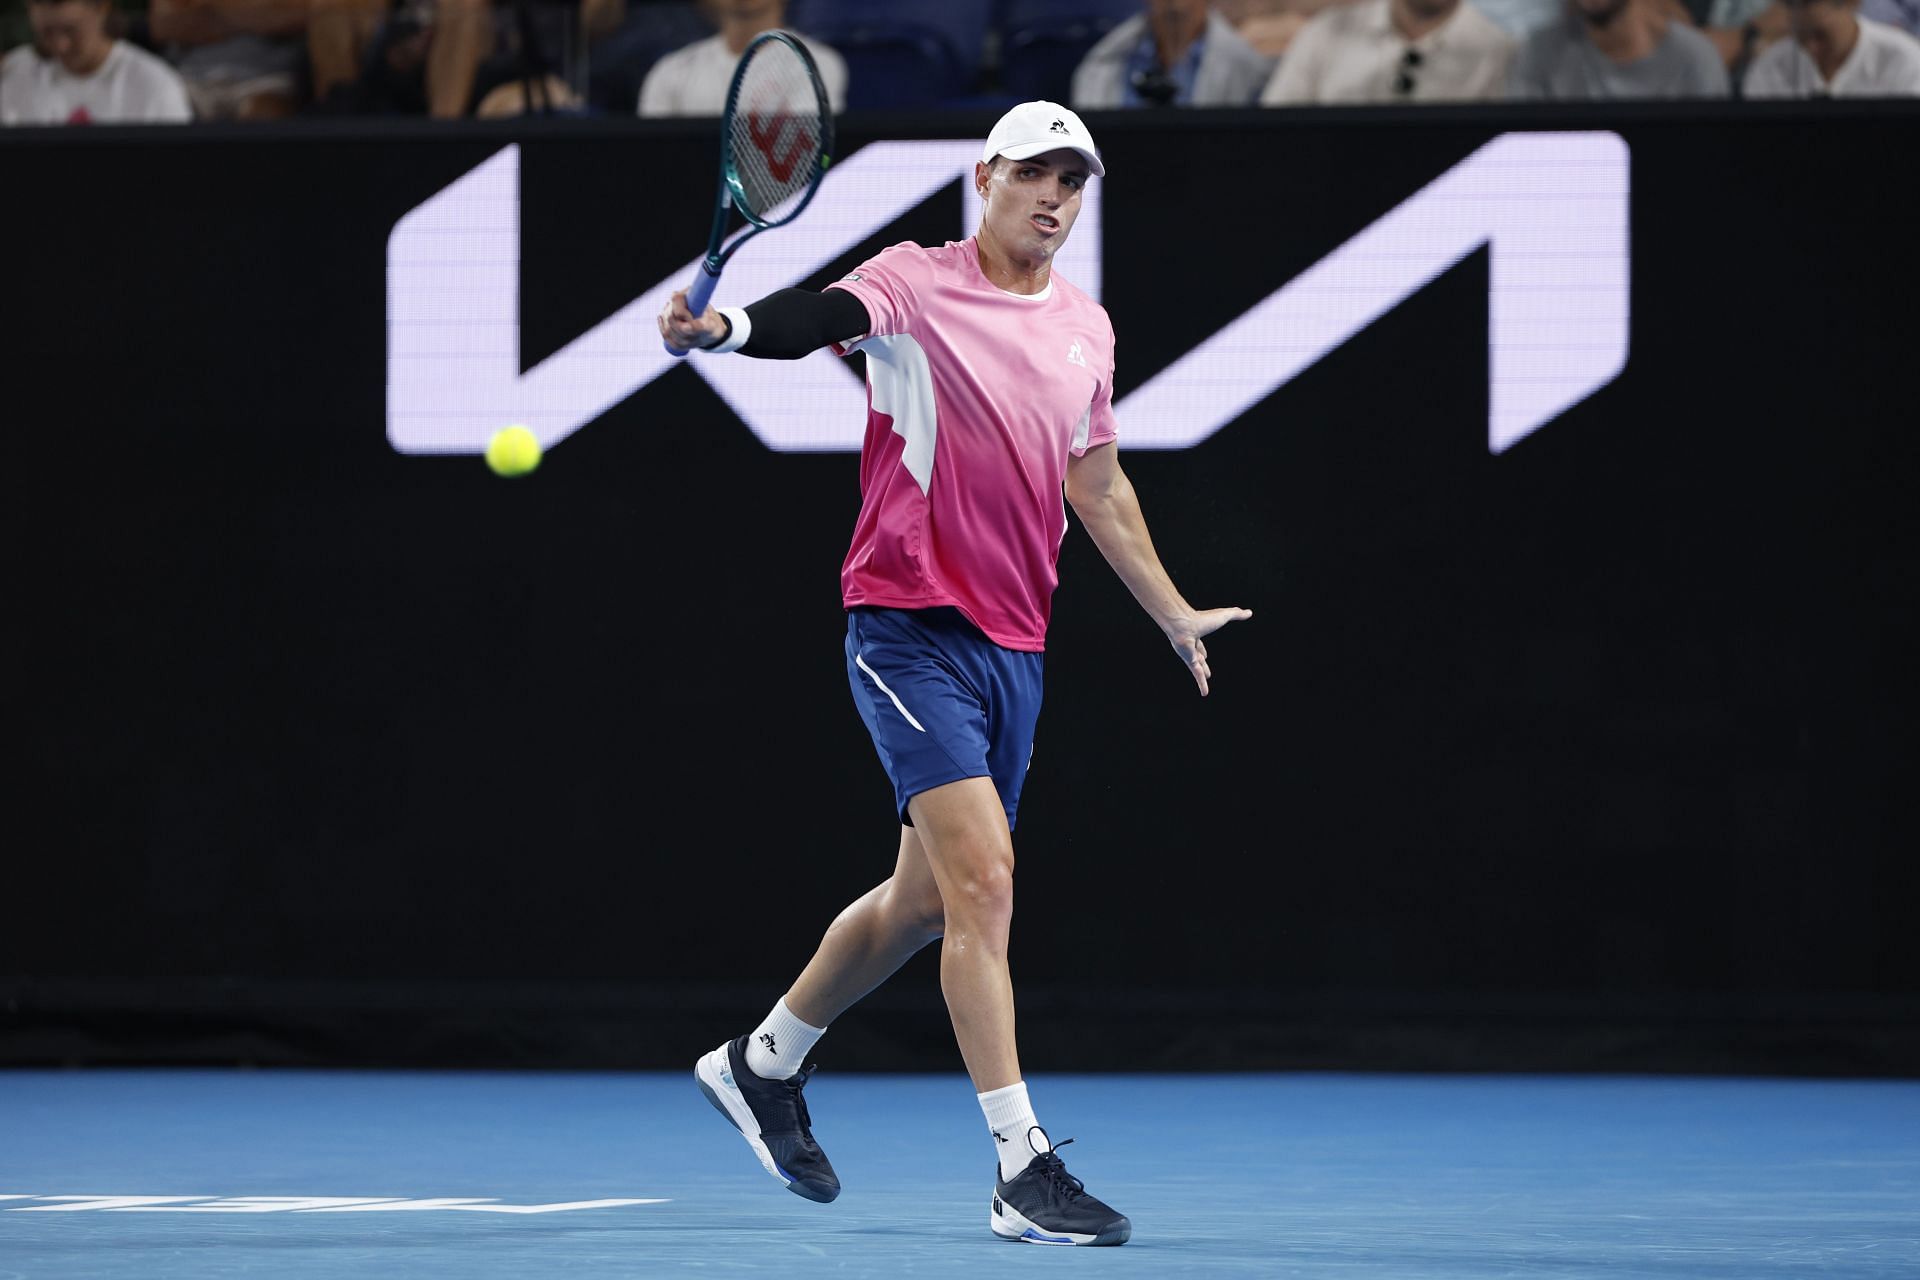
top-left (728, 45), bottom-right (826, 224)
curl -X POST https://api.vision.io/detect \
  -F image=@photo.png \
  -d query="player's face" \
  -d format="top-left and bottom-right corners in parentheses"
top-left (976, 152), bottom-right (1089, 264)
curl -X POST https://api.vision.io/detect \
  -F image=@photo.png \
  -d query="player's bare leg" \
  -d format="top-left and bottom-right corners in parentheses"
top-left (694, 827), bottom-right (944, 1205)
top-left (903, 777), bottom-right (1022, 1092)
top-left (908, 776), bottom-right (1130, 1245)
top-left (783, 827), bottom-right (948, 1029)
top-left (697, 775), bottom-right (1128, 1240)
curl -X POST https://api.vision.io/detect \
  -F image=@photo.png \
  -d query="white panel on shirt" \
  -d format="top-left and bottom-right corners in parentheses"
top-left (850, 334), bottom-right (939, 495)
top-left (1071, 403), bottom-right (1092, 453)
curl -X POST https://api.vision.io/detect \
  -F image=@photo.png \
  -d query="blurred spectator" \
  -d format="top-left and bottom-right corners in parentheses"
top-left (307, 0), bottom-right (390, 109)
top-left (1217, 0), bottom-right (1323, 58)
top-left (1466, 0), bottom-right (1566, 36)
top-left (580, 0), bottom-right (710, 113)
top-left (1742, 0), bottom-right (1920, 91)
top-left (1232, 0), bottom-right (1569, 44)
top-left (466, 0), bottom-right (589, 118)
top-left (1, 0), bottom-right (194, 123)
top-left (308, 0), bottom-right (551, 118)
top-left (1698, 0), bottom-right (1913, 80)
top-left (636, 0), bottom-right (845, 116)
top-left (474, 68), bottom-right (582, 112)
top-left (1259, 0), bottom-right (1516, 102)
top-left (1695, 0), bottom-right (1788, 72)
top-left (1235, 0), bottom-right (1567, 43)
top-left (1508, 0), bottom-right (1729, 96)
top-left (309, 0), bottom-right (428, 112)
top-left (1070, 0), bottom-right (1276, 107)
top-left (424, 0), bottom-right (492, 117)
top-left (147, 0), bottom-right (310, 118)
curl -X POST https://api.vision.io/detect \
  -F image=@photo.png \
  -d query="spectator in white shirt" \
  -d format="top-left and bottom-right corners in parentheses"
top-left (1, 0), bottom-right (193, 124)
top-left (637, 0), bottom-right (846, 117)
top-left (1697, 0), bottom-right (1914, 83)
top-left (1743, 0), bottom-right (1920, 92)
top-left (1260, 0), bottom-right (1517, 102)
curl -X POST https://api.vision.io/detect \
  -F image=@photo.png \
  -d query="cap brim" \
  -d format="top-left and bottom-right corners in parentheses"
top-left (992, 139), bottom-right (1105, 179)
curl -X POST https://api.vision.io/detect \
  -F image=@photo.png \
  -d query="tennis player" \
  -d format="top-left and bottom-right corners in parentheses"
top-left (660, 100), bottom-right (1251, 1248)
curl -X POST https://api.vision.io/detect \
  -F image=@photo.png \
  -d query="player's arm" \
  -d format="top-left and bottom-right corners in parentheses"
top-left (1065, 440), bottom-right (1252, 697)
top-left (658, 287), bottom-right (869, 360)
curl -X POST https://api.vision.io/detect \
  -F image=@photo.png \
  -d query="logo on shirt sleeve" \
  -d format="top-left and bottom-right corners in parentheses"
top-left (841, 272), bottom-right (864, 282)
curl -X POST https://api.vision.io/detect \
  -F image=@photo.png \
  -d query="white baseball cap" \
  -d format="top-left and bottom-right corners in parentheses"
top-left (981, 100), bottom-right (1105, 179)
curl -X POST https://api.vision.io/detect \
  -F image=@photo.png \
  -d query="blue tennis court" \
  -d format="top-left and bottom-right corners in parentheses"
top-left (5, 1069), bottom-right (1916, 1277)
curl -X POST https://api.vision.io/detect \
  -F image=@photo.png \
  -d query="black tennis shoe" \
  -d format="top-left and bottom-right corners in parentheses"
top-left (694, 1035), bottom-right (841, 1203)
top-left (989, 1132), bottom-right (1131, 1246)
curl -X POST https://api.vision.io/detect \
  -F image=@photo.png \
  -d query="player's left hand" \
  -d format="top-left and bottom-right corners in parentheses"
top-left (1170, 607), bottom-right (1253, 697)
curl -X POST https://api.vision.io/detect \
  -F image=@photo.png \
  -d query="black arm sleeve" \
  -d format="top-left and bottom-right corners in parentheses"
top-left (737, 287), bottom-right (872, 360)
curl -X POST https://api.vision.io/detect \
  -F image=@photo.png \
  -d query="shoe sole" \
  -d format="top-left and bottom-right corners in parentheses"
top-left (694, 1043), bottom-right (837, 1204)
top-left (990, 1196), bottom-right (1131, 1246)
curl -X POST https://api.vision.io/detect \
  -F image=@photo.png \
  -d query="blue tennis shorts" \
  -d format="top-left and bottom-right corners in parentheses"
top-left (844, 606), bottom-right (1044, 830)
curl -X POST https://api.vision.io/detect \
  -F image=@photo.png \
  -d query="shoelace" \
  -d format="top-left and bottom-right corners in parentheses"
top-left (784, 1063), bottom-right (817, 1134)
top-left (1027, 1138), bottom-right (1086, 1202)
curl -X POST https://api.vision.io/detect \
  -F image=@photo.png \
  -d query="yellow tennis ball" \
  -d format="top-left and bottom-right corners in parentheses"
top-left (485, 424), bottom-right (541, 478)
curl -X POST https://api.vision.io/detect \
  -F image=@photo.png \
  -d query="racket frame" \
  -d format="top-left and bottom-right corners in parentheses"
top-left (667, 30), bottom-right (833, 354)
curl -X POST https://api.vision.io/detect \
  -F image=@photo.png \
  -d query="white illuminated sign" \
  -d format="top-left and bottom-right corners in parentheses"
top-left (387, 132), bottom-right (1627, 458)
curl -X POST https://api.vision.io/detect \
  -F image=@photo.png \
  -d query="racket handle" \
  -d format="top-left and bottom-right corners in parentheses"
top-left (664, 263), bottom-right (724, 358)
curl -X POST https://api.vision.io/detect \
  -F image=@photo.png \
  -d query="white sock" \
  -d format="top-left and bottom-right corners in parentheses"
top-left (744, 998), bottom-right (826, 1081)
top-left (979, 1081), bottom-right (1051, 1182)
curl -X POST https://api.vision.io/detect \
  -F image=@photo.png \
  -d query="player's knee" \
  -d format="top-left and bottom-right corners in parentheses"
top-left (945, 858), bottom-right (1014, 926)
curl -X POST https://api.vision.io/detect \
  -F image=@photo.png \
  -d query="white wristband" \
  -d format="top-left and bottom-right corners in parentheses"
top-left (706, 306), bottom-right (752, 354)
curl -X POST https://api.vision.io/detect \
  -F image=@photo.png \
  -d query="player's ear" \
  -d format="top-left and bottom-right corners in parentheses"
top-left (974, 161), bottom-right (992, 200)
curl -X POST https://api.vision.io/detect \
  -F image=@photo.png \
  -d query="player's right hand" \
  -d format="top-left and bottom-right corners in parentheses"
top-left (658, 289), bottom-right (725, 352)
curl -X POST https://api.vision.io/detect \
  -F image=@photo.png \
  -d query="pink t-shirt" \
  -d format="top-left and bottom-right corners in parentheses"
top-left (826, 237), bottom-right (1118, 652)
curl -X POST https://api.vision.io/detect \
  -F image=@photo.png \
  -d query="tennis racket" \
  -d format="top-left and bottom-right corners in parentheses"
top-left (663, 30), bottom-right (834, 357)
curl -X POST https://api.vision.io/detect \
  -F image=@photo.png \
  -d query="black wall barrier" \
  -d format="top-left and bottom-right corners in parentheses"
top-left (3, 104), bottom-right (1915, 1073)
